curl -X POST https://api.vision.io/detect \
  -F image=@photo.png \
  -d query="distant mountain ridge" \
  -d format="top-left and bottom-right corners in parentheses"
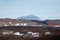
top-left (17, 15), bottom-right (40, 21)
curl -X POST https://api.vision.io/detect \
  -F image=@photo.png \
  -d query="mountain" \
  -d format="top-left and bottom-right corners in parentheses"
top-left (17, 15), bottom-right (40, 21)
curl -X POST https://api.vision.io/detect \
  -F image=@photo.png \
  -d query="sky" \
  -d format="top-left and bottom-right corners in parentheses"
top-left (0, 0), bottom-right (60, 20)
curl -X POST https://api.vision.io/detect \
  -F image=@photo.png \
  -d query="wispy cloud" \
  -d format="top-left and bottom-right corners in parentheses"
top-left (0, 0), bottom-right (60, 19)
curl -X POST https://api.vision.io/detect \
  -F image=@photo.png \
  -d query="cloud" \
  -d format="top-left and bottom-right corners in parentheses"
top-left (24, 11), bottom-right (31, 13)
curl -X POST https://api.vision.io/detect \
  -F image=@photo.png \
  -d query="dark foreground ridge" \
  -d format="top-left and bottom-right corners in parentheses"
top-left (0, 26), bottom-right (60, 40)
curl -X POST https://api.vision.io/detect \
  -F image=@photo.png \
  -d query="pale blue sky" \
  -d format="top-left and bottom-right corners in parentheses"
top-left (0, 0), bottom-right (60, 20)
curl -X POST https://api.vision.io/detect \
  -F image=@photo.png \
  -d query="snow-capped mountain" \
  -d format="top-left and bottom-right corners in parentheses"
top-left (17, 15), bottom-right (40, 21)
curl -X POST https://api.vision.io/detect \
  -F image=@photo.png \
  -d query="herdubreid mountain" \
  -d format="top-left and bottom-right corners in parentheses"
top-left (17, 15), bottom-right (40, 21)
